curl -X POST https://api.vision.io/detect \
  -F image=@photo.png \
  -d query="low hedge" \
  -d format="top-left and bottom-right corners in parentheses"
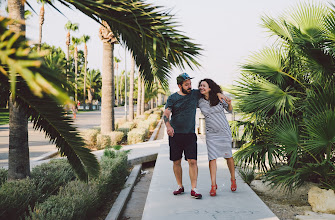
top-left (117, 121), bottom-right (136, 137)
top-left (96, 134), bottom-right (111, 150)
top-left (82, 128), bottom-right (100, 148)
top-left (127, 128), bottom-right (148, 144)
top-left (0, 178), bottom-right (38, 219)
top-left (30, 159), bottom-right (76, 202)
top-left (29, 150), bottom-right (128, 220)
top-left (110, 131), bottom-right (124, 146)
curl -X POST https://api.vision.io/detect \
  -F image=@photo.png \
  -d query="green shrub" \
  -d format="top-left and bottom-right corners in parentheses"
top-left (148, 113), bottom-right (159, 121)
top-left (137, 120), bottom-right (151, 130)
top-left (0, 178), bottom-right (38, 219)
top-left (31, 181), bottom-right (99, 220)
top-left (0, 168), bottom-right (7, 187)
top-left (113, 145), bottom-right (122, 150)
top-left (82, 128), bottom-right (100, 148)
top-left (29, 151), bottom-right (129, 220)
top-left (97, 151), bottom-right (128, 195)
top-left (96, 134), bottom-right (111, 150)
top-left (117, 121), bottom-right (136, 136)
top-left (143, 110), bottom-right (153, 119)
top-left (109, 131), bottom-right (124, 145)
top-left (127, 128), bottom-right (148, 144)
top-left (147, 118), bottom-right (158, 130)
top-left (31, 159), bottom-right (76, 202)
top-left (238, 167), bottom-right (256, 185)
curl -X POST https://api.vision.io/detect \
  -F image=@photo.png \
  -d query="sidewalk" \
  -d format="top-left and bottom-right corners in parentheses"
top-left (142, 133), bottom-right (279, 220)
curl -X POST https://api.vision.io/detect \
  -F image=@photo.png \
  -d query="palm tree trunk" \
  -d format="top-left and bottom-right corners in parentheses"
top-left (150, 99), bottom-right (154, 109)
top-left (137, 74), bottom-right (141, 116)
top-left (74, 47), bottom-right (78, 103)
top-left (83, 46), bottom-right (87, 110)
top-left (115, 65), bottom-right (119, 105)
top-left (141, 79), bottom-right (145, 114)
top-left (66, 32), bottom-right (70, 83)
top-left (129, 54), bottom-right (135, 121)
top-left (101, 42), bottom-right (115, 134)
top-left (8, 0), bottom-right (30, 180)
top-left (37, 3), bottom-right (44, 52)
top-left (120, 74), bottom-right (123, 105)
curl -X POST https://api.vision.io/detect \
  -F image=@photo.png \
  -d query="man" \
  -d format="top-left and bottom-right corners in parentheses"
top-left (163, 73), bottom-right (226, 199)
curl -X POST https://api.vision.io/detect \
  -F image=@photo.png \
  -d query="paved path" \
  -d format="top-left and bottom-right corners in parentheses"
top-left (142, 128), bottom-right (279, 219)
top-left (0, 106), bottom-right (136, 168)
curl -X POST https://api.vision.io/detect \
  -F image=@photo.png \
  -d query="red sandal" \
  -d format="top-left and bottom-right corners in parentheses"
top-left (210, 184), bottom-right (217, 196)
top-left (231, 179), bottom-right (237, 191)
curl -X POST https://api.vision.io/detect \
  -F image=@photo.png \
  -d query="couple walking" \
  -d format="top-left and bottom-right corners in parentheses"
top-left (163, 73), bottom-right (236, 199)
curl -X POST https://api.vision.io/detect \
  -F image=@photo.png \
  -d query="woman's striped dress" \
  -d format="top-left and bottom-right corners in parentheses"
top-left (198, 98), bottom-right (233, 161)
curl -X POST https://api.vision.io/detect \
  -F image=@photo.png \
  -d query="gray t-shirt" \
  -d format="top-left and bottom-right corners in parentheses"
top-left (165, 89), bottom-right (200, 133)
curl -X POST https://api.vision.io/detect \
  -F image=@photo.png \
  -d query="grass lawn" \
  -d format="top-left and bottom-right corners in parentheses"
top-left (0, 108), bottom-right (9, 125)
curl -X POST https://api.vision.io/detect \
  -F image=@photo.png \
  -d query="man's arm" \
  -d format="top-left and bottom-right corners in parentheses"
top-left (163, 107), bottom-right (174, 137)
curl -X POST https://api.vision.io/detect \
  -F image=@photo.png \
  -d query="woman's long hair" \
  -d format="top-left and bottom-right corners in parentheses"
top-left (198, 78), bottom-right (222, 107)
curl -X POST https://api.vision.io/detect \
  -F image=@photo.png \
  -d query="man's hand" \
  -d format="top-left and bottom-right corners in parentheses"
top-left (166, 125), bottom-right (175, 137)
top-left (163, 107), bottom-right (174, 137)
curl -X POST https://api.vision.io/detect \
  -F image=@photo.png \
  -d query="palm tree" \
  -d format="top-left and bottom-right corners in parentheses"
top-left (64, 21), bottom-right (78, 82)
top-left (99, 20), bottom-right (117, 134)
top-left (86, 69), bottom-right (102, 110)
top-left (81, 35), bottom-right (90, 110)
top-left (231, 2), bottom-right (335, 191)
top-left (5, 0), bottom-right (202, 180)
top-left (7, 0), bottom-right (30, 180)
top-left (1, 16), bottom-right (98, 181)
top-left (37, 0), bottom-right (48, 52)
top-left (71, 36), bottom-right (81, 103)
top-left (128, 54), bottom-right (135, 121)
top-left (137, 73), bottom-right (142, 116)
top-left (114, 57), bottom-right (121, 106)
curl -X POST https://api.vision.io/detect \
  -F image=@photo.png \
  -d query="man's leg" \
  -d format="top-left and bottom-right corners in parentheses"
top-left (173, 159), bottom-right (183, 187)
top-left (188, 159), bottom-right (198, 189)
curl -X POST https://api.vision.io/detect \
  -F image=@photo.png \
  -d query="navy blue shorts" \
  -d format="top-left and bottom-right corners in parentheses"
top-left (169, 133), bottom-right (197, 161)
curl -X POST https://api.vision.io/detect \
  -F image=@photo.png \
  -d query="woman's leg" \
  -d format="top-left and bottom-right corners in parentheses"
top-left (209, 159), bottom-right (217, 186)
top-left (226, 157), bottom-right (235, 180)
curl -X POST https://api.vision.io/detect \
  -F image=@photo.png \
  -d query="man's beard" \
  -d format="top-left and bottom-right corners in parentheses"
top-left (182, 87), bottom-right (191, 94)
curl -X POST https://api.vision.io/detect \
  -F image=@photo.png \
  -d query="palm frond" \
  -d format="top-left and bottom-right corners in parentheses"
top-left (48, 0), bottom-right (202, 85)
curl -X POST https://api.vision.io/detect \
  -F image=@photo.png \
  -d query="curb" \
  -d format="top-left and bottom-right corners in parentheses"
top-left (105, 115), bottom-right (164, 220)
top-left (105, 164), bottom-right (142, 220)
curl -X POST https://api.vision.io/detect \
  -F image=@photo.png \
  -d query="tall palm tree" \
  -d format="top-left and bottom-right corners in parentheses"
top-left (64, 21), bottom-right (78, 82)
top-left (5, 0), bottom-right (202, 180)
top-left (128, 54), bottom-right (135, 121)
top-left (7, 0), bottom-right (29, 180)
top-left (37, 0), bottom-right (47, 52)
top-left (137, 73), bottom-right (141, 116)
top-left (114, 57), bottom-right (121, 105)
top-left (86, 69), bottom-right (102, 110)
top-left (99, 20), bottom-right (117, 134)
top-left (81, 34), bottom-right (90, 109)
top-left (72, 36), bottom-right (81, 103)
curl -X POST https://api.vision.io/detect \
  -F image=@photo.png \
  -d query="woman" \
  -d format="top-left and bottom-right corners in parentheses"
top-left (198, 78), bottom-right (236, 196)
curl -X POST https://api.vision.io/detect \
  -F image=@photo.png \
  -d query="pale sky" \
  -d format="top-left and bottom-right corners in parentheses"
top-left (1, 0), bottom-right (328, 92)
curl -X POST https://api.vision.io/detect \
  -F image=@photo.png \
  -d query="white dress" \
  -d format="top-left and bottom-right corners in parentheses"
top-left (198, 98), bottom-right (233, 160)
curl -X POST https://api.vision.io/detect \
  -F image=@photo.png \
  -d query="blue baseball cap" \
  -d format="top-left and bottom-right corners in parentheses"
top-left (176, 73), bottom-right (194, 84)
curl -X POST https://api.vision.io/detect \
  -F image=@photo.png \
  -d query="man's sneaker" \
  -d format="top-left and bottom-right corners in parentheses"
top-left (191, 188), bottom-right (202, 199)
top-left (173, 186), bottom-right (184, 195)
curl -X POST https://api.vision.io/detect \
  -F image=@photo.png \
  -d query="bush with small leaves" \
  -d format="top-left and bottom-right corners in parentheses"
top-left (137, 120), bottom-right (151, 130)
top-left (82, 128), bottom-right (100, 148)
top-left (127, 128), bottom-right (148, 144)
top-left (109, 131), bottom-right (124, 146)
top-left (0, 178), bottom-right (38, 219)
top-left (115, 117), bottom-right (127, 130)
top-left (96, 134), bottom-right (111, 150)
top-left (30, 181), bottom-right (100, 220)
top-left (153, 110), bottom-right (162, 118)
top-left (31, 159), bottom-right (76, 202)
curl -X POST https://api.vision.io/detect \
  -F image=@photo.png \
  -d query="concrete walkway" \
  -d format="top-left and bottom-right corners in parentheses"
top-left (142, 133), bottom-right (279, 220)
